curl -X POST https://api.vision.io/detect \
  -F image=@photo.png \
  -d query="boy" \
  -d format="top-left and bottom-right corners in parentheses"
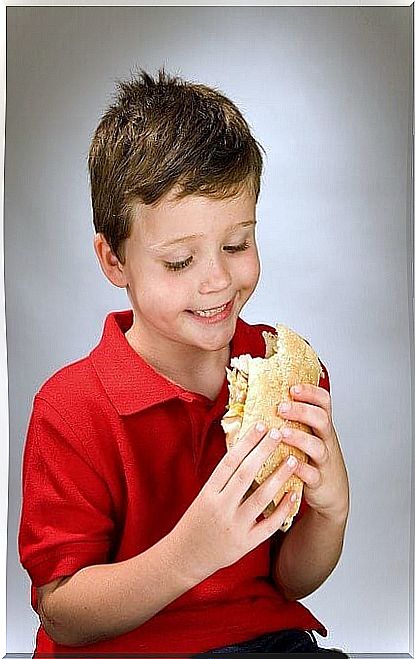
top-left (18, 69), bottom-right (349, 655)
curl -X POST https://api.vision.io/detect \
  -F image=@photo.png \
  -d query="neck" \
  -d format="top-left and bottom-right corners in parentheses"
top-left (124, 324), bottom-right (231, 391)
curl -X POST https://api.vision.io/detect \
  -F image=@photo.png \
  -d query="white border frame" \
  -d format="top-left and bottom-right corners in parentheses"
top-left (0, 2), bottom-right (413, 658)
top-left (1, 1), bottom-right (8, 658)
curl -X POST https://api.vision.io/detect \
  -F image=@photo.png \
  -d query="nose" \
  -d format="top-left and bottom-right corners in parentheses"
top-left (198, 253), bottom-right (232, 295)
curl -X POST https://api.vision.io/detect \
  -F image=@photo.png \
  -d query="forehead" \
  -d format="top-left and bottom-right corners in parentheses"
top-left (129, 189), bottom-right (257, 249)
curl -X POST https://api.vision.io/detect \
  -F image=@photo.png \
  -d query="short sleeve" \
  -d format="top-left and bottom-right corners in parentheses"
top-left (18, 395), bottom-right (116, 611)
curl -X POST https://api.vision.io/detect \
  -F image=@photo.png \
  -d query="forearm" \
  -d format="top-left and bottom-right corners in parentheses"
top-left (40, 532), bottom-right (201, 647)
top-left (272, 507), bottom-right (348, 601)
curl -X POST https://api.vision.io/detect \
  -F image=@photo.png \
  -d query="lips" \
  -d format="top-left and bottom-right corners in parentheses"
top-left (185, 296), bottom-right (235, 323)
top-left (190, 297), bottom-right (233, 313)
top-left (193, 303), bottom-right (228, 315)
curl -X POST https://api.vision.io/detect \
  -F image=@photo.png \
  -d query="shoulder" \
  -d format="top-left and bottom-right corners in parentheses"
top-left (33, 351), bottom-right (114, 440)
top-left (28, 353), bottom-right (120, 474)
top-left (37, 355), bottom-right (97, 408)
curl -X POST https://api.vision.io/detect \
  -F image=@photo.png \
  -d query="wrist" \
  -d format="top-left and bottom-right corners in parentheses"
top-left (163, 529), bottom-right (210, 590)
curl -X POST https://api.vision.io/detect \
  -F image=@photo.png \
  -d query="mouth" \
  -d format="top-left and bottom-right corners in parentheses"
top-left (186, 296), bottom-right (235, 320)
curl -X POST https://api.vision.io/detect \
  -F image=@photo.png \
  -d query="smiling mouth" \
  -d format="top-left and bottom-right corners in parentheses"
top-left (192, 304), bottom-right (228, 317)
top-left (187, 296), bottom-right (235, 318)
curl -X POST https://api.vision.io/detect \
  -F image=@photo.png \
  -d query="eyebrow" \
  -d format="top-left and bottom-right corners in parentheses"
top-left (150, 220), bottom-right (257, 251)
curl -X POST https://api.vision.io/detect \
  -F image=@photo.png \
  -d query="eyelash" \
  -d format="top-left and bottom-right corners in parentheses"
top-left (164, 240), bottom-right (251, 272)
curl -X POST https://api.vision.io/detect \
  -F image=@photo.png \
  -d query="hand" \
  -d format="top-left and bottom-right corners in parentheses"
top-left (277, 384), bottom-right (349, 522)
top-left (169, 422), bottom-right (300, 586)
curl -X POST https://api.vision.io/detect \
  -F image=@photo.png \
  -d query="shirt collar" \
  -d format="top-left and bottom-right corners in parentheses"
top-left (90, 309), bottom-right (251, 416)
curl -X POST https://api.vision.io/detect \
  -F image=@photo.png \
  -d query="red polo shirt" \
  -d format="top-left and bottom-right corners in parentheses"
top-left (19, 310), bottom-right (329, 655)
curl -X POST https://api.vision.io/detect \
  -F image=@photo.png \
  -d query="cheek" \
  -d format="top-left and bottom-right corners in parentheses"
top-left (241, 251), bottom-right (261, 287)
top-left (147, 274), bottom-right (190, 309)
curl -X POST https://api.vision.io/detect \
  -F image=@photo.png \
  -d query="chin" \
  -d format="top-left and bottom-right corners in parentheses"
top-left (195, 325), bottom-right (236, 350)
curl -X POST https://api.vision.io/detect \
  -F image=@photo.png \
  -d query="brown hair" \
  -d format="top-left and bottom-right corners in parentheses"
top-left (88, 68), bottom-right (265, 264)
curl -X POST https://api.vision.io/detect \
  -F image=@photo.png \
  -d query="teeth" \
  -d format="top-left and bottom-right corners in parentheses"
top-left (193, 303), bottom-right (227, 317)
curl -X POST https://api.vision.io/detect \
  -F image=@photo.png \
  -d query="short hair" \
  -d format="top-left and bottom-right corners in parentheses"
top-left (88, 68), bottom-right (265, 264)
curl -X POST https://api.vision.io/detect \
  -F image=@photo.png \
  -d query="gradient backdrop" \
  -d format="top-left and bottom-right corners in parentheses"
top-left (5, 7), bottom-right (413, 655)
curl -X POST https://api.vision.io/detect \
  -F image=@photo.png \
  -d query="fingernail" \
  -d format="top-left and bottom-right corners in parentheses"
top-left (279, 402), bottom-right (291, 413)
top-left (270, 428), bottom-right (281, 440)
top-left (287, 455), bottom-right (297, 467)
top-left (281, 427), bottom-right (292, 438)
top-left (255, 422), bottom-right (266, 432)
top-left (290, 492), bottom-right (298, 502)
top-left (291, 385), bottom-right (301, 394)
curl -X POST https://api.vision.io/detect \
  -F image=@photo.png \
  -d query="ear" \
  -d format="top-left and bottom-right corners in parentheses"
top-left (93, 233), bottom-right (128, 289)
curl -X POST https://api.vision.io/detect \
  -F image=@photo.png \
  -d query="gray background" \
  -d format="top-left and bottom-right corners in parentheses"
top-left (5, 7), bottom-right (413, 655)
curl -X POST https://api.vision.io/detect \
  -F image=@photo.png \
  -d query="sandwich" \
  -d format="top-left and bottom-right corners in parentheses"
top-left (221, 324), bottom-right (323, 532)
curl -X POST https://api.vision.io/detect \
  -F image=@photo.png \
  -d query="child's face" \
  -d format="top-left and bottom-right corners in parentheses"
top-left (122, 186), bottom-right (260, 356)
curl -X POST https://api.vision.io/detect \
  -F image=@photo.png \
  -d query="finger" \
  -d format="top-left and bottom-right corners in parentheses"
top-left (293, 460), bottom-right (321, 489)
top-left (251, 491), bottom-right (299, 542)
top-left (290, 383), bottom-right (332, 415)
top-left (209, 422), bottom-right (273, 493)
top-left (218, 426), bottom-right (283, 500)
top-left (240, 453), bottom-right (299, 524)
top-left (278, 400), bottom-right (331, 438)
top-left (280, 427), bottom-right (329, 465)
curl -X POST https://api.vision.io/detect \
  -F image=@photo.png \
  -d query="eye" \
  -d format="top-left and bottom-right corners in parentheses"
top-left (224, 240), bottom-right (251, 254)
top-left (164, 256), bottom-right (193, 272)
top-left (163, 240), bottom-right (252, 273)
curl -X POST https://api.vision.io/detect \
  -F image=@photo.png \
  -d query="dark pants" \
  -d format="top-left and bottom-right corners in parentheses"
top-left (192, 629), bottom-right (349, 656)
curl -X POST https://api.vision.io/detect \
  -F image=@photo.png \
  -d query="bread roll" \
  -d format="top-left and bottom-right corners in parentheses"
top-left (221, 324), bottom-right (323, 531)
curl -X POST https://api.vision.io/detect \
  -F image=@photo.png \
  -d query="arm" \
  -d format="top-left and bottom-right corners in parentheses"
top-left (42, 407), bottom-right (334, 646)
top-left (38, 530), bottom-right (200, 647)
top-left (270, 382), bottom-right (349, 600)
top-left (271, 506), bottom-right (348, 600)
top-left (20, 398), bottom-right (200, 647)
